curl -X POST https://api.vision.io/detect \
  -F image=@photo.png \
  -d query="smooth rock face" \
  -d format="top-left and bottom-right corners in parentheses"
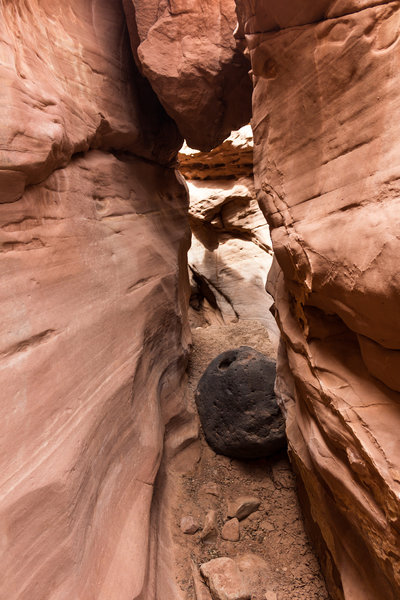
top-left (123, 0), bottom-right (252, 150)
top-left (195, 346), bottom-right (286, 459)
top-left (200, 557), bottom-right (251, 600)
top-left (0, 2), bottom-right (191, 599)
top-left (236, 1), bottom-right (400, 598)
top-left (1, 0), bottom-right (181, 193)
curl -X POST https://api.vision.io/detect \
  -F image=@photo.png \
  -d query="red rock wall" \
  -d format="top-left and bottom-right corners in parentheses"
top-left (0, 2), bottom-right (191, 598)
top-left (236, 1), bottom-right (400, 598)
top-left (122, 0), bottom-right (252, 150)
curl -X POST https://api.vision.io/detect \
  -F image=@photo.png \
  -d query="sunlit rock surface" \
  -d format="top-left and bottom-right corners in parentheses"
top-left (236, 1), bottom-right (400, 598)
top-left (180, 128), bottom-right (279, 345)
top-left (0, 2), bottom-right (191, 599)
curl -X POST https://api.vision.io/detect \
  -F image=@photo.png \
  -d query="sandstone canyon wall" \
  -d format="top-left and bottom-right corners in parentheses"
top-left (0, 0), bottom-right (254, 597)
top-left (0, 1), bottom-right (238, 598)
top-left (2, 0), bottom-right (400, 599)
top-left (236, 1), bottom-right (400, 599)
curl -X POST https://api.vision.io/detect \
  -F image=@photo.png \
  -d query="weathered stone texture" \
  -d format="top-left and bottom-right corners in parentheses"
top-left (236, 1), bottom-right (400, 598)
top-left (195, 347), bottom-right (285, 459)
top-left (0, 2), bottom-right (190, 599)
top-left (123, 0), bottom-right (252, 150)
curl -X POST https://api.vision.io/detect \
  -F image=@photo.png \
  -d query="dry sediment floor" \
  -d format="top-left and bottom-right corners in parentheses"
top-left (172, 320), bottom-right (330, 600)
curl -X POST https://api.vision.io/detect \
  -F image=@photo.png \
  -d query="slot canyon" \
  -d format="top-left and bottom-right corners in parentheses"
top-left (0, 1), bottom-right (399, 599)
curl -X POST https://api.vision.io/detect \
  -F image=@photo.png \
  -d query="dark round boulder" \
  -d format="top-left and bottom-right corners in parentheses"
top-left (195, 346), bottom-right (286, 459)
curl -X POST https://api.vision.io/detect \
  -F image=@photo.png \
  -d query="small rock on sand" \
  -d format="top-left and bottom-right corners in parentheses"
top-left (200, 482), bottom-right (220, 496)
top-left (200, 510), bottom-right (218, 541)
top-left (227, 496), bottom-right (260, 520)
top-left (180, 515), bottom-right (199, 534)
top-left (221, 518), bottom-right (240, 542)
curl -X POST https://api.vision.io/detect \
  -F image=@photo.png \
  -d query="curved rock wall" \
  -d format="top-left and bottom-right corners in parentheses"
top-left (3, 0), bottom-right (399, 598)
top-left (0, 2), bottom-right (191, 599)
top-left (236, 1), bottom-right (400, 598)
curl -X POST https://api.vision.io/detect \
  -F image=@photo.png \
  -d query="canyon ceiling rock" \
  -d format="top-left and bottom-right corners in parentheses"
top-left (123, 0), bottom-right (252, 150)
top-left (236, 0), bottom-right (400, 598)
top-left (195, 347), bottom-right (286, 459)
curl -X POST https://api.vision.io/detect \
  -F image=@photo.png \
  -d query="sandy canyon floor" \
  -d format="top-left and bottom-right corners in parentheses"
top-left (171, 320), bottom-right (330, 600)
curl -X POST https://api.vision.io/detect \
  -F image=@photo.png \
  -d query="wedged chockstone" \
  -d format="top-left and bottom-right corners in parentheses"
top-left (195, 346), bottom-right (286, 459)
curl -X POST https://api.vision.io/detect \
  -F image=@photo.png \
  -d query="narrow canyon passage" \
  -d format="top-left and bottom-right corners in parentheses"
top-left (166, 130), bottom-right (330, 599)
top-left (1, 1), bottom-right (399, 599)
top-left (171, 322), bottom-right (329, 600)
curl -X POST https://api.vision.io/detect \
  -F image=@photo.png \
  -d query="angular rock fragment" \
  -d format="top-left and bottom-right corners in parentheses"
top-left (181, 516), bottom-right (199, 534)
top-left (221, 518), bottom-right (240, 542)
top-left (227, 496), bottom-right (260, 521)
top-left (200, 510), bottom-right (218, 542)
top-left (260, 520), bottom-right (275, 532)
top-left (200, 557), bottom-right (251, 600)
top-left (195, 346), bottom-right (286, 458)
top-left (200, 482), bottom-right (220, 497)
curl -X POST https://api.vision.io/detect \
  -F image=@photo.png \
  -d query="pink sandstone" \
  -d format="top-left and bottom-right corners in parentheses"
top-left (0, 1), bottom-right (191, 599)
top-left (236, 1), bottom-right (400, 598)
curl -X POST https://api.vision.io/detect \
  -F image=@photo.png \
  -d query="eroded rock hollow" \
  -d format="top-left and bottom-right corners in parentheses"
top-left (1, 0), bottom-right (399, 599)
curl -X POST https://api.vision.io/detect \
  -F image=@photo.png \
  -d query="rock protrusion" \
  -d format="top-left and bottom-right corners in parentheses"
top-left (195, 346), bottom-right (286, 459)
top-left (200, 557), bottom-right (251, 600)
top-left (123, 0), bottom-right (252, 151)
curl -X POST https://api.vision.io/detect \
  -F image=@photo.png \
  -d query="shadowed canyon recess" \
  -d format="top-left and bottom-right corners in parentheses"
top-left (0, 1), bottom-right (399, 599)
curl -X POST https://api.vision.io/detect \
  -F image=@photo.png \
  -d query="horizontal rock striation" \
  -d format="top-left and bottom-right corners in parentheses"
top-left (236, 1), bottom-right (400, 598)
